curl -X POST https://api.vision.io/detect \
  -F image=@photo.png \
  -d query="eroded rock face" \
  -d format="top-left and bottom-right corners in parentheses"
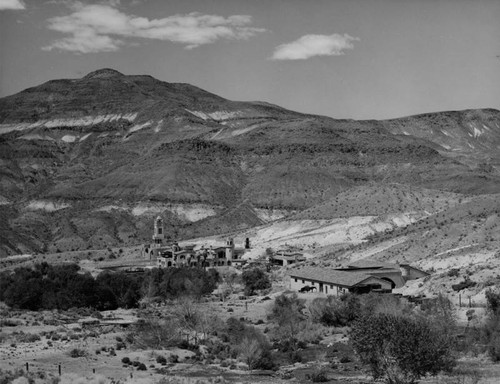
top-left (1, 69), bottom-right (500, 256)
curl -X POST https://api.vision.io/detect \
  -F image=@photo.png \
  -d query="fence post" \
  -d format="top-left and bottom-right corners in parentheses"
top-left (58, 364), bottom-right (61, 376)
top-left (459, 294), bottom-right (461, 307)
top-left (26, 362), bottom-right (29, 372)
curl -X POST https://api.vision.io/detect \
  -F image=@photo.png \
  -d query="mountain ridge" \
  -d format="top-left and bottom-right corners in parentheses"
top-left (1, 69), bottom-right (500, 257)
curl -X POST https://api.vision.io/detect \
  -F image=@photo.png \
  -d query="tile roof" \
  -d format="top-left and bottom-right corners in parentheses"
top-left (289, 267), bottom-right (386, 288)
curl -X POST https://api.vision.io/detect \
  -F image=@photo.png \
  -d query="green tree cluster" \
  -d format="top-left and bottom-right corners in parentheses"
top-left (0, 263), bottom-right (220, 310)
top-left (241, 268), bottom-right (271, 296)
top-left (143, 267), bottom-right (220, 301)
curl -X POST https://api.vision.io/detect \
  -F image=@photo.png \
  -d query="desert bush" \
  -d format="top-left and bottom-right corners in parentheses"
top-left (69, 348), bottom-right (87, 358)
top-left (485, 289), bottom-right (500, 314)
top-left (122, 357), bottom-right (131, 364)
top-left (225, 317), bottom-right (275, 370)
top-left (297, 320), bottom-right (324, 345)
top-left (339, 356), bottom-right (351, 363)
top-left (16, 332), bottom-right (41, 343)
top-left (169, 354), bottom-right (179, 363)
top-left (0, 368), bottom-right (53, 384)
top-left (448, 269), bottom-right (460, 278)
top-left (116, 341), bottom-right (126, 350)
top-left (156, 355), bottom-right (167, 365)
top-left (137, 363), bottom-right (147, 371)
top-left (127, 317), bottom-right (180, 349)
top-left (452, 279), bottom-right (476, 292)
top-left (359, 292), bottom-right (413, 318)
top-left (487, 333), bottom-right (500, 362)
top-left (419, 293), bottom-right (457, 338)
top-left (351, 313), bottom-right (455, 384)
top-left (0, 319), bottom-right (22, 327)
top-left (308, 367), bottom-right (329, 382)
top-left (309, 294), bottom-right (361, 327)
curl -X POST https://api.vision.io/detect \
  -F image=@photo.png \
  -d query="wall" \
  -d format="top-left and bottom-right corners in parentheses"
top-left (401, 266), bottom-right (428, 281)
top-left (289, 276), bottom-right (347, 296)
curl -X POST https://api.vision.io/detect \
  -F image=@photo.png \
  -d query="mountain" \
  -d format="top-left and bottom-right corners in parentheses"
top-left (382, 109), bottom-right (500, 167)
top-left (1, 68), bottom-right (500, 257)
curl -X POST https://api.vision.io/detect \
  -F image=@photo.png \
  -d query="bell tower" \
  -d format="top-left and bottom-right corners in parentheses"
top-left (152, 216), bottom-right (164, 247)
top-left (225, 237), bottom-right (235, 260)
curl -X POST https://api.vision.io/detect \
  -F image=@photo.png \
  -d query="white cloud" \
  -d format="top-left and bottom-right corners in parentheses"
top-left (42, 3), bottom-right (265, 53)
top-left (271, 33), bottom-right (359, 60)
top-left (0, 0), bottom-right (25, 10)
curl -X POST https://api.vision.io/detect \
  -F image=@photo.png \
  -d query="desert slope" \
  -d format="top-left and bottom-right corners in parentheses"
top-left (1, 69), bottom-right (500, 256)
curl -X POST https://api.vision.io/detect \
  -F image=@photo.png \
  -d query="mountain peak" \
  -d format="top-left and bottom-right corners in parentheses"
top-left (83, 68), bottom-right (124, 80)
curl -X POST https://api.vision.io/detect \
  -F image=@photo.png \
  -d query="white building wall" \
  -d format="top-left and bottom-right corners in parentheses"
top-left (289, 276), bottom-right (347, 296)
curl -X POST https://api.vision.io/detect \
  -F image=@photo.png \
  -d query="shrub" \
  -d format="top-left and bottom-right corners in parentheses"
top-left (17, 333), bottom-right (41, 343)
top-left (168, 354), bottom-right (179, 364)
top-left (452, 279), bottom-right (476, 292)
top-left (486, 289), bottom-right (500, 314)
top-left (448, 269), bottom-right (460, 278)
top-left (309, 294), bottom-right (361, 327)
top-left (351, 313), bottom-right (455, 384)
top-left (122, 357), bottom-right (131, 365)
top-left (69, 348), bottom-right (87, 358)
top-left (488, 333), bottom-right (500, 362)
top-left (116, 341), bottom-right (126, 350)
top-left (156, 355), bottom-right (167, 365)
top-left (127, 317), bottom-right (180, 349)
top-left (137, 363), bottom-right (147, 371)
top-left (308, 367), bottom-right (328, 382)
top-left (339, 356), bottom-right (351, 363)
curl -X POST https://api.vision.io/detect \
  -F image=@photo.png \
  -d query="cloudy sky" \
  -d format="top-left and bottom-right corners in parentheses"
top-left (0, 0), bottom-right (499, 119)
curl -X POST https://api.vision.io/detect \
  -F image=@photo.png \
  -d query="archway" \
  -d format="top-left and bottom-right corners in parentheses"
top-left (381, 277), bottom-right (396, 289)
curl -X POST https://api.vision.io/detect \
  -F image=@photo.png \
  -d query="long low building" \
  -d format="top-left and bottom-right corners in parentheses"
top-left (289, 267), bottom-right (393, 295)
top-left (289, 261), bottom-right (429, 295)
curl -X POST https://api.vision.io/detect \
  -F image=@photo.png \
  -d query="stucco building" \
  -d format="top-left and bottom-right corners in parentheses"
top-left (142, 216), bottom-right (246, 269)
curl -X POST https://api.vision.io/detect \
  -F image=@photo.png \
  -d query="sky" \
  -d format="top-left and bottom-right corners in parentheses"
top-left (0, 0), bottom-right (499, 120)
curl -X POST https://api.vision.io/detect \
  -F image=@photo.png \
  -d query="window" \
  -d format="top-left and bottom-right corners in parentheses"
top-left (158, 228), bottom-right (162, 234)
top-left (294, 278), bottom-right (297, 282)
top-left (302, 280), bottom-right (305, 284)
top-left (330, 285), bottom-right (334, 289)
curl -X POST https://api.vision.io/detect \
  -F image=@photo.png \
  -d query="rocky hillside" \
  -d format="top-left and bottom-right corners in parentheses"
top-left (1, 68), bottom-right (500, 257)
top-left (382, 109), bottom-right (500, 167)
